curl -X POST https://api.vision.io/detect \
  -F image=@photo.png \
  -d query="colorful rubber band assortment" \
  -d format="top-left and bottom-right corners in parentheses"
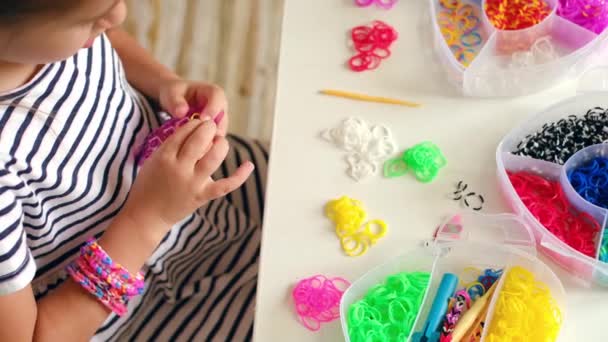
top-left (325, 196), bottom-right (388, 257)
top-left (384, 141), bottom-right (447, 183)
top-left (347, 272), bottom-right (430, 341)
top-left (508, 171), bottom-right (600, 257)
top-left (349, 21), bottom-right (398, 72)
top-left (513, 107), bottom-right (608, 165)
top-left (436, 268), bottom-right (503, 342)
top-left (485, 266), bottom-right (562, 342)
top-left (355, 0), bottom-right (398, 10)
top-left (292, 275), bottom-right (350, 331)
top-left (485, 0), bottom-right (552, 30)
top-left (437, 0), bottom-right (485, 67)
top-left (558, 0), bottom-right (608, 34)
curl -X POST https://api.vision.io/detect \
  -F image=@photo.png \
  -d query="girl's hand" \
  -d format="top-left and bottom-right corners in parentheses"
top-left (123, 117), bottom-right (253, 238)
top-left (159, 79), bottom-right (229, 136)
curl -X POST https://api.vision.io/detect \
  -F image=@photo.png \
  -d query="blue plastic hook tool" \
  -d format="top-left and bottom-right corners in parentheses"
top-left (411, 272), bottom-right (459, 342)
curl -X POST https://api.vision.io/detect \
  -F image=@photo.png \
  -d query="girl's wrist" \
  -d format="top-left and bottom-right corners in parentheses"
top-left (99, 209), bottom-right (169, 274)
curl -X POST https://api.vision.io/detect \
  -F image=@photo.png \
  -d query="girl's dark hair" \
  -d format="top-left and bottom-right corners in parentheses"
top-left (0, 0), bottom-right (77, 21)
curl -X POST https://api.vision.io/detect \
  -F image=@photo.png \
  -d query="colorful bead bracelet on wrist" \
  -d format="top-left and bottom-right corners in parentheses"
top-left (66, 239), bottom-right (145, 316)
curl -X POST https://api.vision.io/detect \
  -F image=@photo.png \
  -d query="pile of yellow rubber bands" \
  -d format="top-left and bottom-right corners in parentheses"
top-left (325, 196), bottom-right (387, 257)
top-left (485, 266), bottom-right (562, 342)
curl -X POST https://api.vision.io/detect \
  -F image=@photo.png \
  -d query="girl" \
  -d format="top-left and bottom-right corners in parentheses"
top-left (0, 1), bottom-right (267, 341)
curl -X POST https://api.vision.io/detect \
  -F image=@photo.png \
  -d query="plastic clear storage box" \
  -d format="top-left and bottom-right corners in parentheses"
top-left (340, 214), bottom-right (566, 341)
top-left (429, 0), bottom-right (608, 96)
top-left (497, 68), bottom-right (608, 286)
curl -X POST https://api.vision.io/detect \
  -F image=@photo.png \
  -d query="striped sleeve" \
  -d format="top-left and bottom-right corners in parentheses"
top-left (0, 168), bottom-right (35, 295)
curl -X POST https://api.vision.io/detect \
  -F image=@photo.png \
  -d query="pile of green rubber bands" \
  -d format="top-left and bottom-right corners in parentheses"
top-left (347, 272), bottom-right (431, 341)
top-left (384, 142), bottom-right (446, 183)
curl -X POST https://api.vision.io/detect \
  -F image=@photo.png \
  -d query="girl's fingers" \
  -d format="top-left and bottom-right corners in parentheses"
top-left (195, 137), bottom-right (230, 177)
top-left (177, 117), bottom-right (217, 163)
top-left (201, 162), bottom-right (255, 200)
top-left (161, 119), bottom-right (204, 157)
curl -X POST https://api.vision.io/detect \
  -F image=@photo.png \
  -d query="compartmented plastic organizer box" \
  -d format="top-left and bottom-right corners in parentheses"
top-left (497, 70), bottom-right (608, 286)
top-left (430, 0), bottom-right (608, 96)
top-left (340, 214), bottom-right (566, 341)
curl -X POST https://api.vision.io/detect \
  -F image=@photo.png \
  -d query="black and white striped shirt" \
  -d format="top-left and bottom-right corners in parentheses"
top-left (0, 34), bottom-right (265, 341)
top-left (0, 34), bottom-right (157, 296)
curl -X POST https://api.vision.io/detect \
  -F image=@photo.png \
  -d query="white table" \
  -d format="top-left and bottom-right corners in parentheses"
top-left (253, 0), bottom-right (607, 340)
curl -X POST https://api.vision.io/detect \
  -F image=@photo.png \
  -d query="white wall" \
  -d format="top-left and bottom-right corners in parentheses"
top-left (124, 0), bottom-right (284, 141)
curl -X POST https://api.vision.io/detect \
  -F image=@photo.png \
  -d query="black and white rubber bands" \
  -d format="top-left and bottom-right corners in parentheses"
top-left (452, 181), bottom-right (485, 211)
top-left (513, 107), bottom-right (608, 165)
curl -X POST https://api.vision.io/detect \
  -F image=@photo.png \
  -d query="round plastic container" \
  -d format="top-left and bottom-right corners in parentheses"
top-left (497, 71), bottom-right (608, 285)
top-left (430, 0), bottom-right (608, 96)
top-left (339, 213), bottom-right (566, 341)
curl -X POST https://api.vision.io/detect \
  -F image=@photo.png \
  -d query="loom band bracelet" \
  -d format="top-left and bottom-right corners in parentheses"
top-left (461, 32), bottom-right (482, 47)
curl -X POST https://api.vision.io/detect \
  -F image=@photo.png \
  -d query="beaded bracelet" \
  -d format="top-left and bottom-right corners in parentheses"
top-left (66, 239), bottom-right (145, 316)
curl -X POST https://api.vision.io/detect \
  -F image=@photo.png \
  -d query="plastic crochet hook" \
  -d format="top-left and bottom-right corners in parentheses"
top-left (412, 273), bottom-right (459, 342)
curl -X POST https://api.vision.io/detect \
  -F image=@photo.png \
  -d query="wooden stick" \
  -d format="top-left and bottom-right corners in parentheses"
top-left (319, 89), bottom-right (421, 108)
